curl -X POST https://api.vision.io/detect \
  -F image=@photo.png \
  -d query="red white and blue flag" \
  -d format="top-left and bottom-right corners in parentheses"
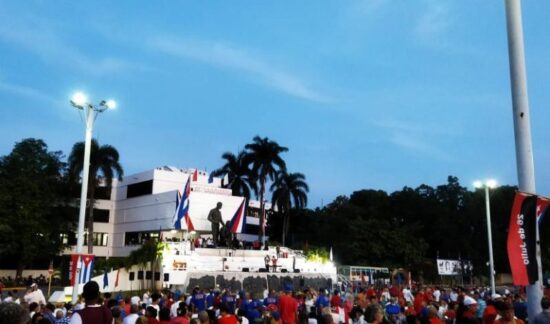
top-left (228, 199), bottom-right (247, 234)
top-left (70, 254), bottom-right (95, 285)
top-left (173, 177), bottom-right (195, 230)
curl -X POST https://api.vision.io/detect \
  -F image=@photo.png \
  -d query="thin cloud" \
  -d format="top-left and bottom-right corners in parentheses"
top-left (389, 132), bottom-right (452, 161)
top-left (0, 15), bottom-right (141, 76)
top-left (0, 80), bottom-right (59, 106)
top-left (413, 1), bottom-right (453, 45)
top-left (150, 36), bottom-right (332, 103)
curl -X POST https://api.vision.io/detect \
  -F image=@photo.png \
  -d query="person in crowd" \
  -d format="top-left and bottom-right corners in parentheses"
top-left (364, 304), bottom-right (384, 324)
top-left (535, 296), bottom-right (550, 324)
top-left (0, 302), bottom-right (28, 324)
top-left (493, 301), bottom-right (523, 324)
top-left (123, 304), bottom-right (140, 324)
top-left (159, 307), bottom-right (171, 324)
top-left (69, 281), bottom-right (113, 324)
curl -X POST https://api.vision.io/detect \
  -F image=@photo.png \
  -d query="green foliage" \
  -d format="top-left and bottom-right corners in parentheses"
top-left (0, 138), bottom-right (73, 274)
top-left (211, 151), bottom-right (257, 199)
top-left (67, 139), bottom-right (123, 254)
top-left (273, 176), bottom-right (527, 282)
top-left (305, 247), bottom-right (329, 263)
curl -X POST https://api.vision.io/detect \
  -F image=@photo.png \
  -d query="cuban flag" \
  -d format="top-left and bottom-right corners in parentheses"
top-left (71, 254), bottom-right (95, 285)
top-left (173, 177), bottom-right (195, 230)
top-left (228, 199), bottom-right (246, 234)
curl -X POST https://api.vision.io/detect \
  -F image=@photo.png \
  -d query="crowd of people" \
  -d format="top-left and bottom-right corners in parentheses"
top-left (1, 281), bottom-right (550, 324)
top-left (0, 274), bottom-right (59, 288)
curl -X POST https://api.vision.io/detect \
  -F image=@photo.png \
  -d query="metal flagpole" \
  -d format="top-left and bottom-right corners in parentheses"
top-left (504, 0), bottom-right (543, 321)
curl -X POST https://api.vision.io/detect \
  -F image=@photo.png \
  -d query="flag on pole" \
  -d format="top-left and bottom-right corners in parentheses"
top-left (228, 199), bottom-right (247, 234)
top-left (173, 177), bottom-right (194, 230)
top-left (70, 254), bottom-right (95, 285)
top-left (192, 169), bottom-right (198, 181)
top-left (208, 173), bottom-right (214, 184)
top-left (507, 192), bottom-right (538, 285)
top-left (103, 271), bottom-right (108, 289)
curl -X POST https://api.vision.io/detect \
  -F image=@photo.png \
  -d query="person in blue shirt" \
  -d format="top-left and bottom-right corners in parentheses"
top-left (206, 289), bottom-right (215, 309)
top-left (222, 290), bottom-right (237, 314)
top-left (191, 288), bottom-right (207, 313)
top-left (264, 290), bottom-right (278, 308)
top-left (315, 289), bottom-right (330, 314)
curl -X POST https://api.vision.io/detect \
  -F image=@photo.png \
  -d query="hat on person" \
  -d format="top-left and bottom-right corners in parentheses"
top-left (463, 296), bottom-right (478, 306)
top-left (492, 293), bottom-right (502, 300)
top-left (82, 281), bottom-right (100, 301)
top-left (30, 283), bottom-right (37, 288)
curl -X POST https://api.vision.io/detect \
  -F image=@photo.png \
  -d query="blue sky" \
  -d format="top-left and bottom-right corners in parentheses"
top-left (1, 1), bottom-right (550, 207)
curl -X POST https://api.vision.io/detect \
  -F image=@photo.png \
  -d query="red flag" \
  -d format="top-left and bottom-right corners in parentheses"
top-left (192, 169), bottom-right (198, 181)
top-left (507, 192), bottom-right (538, 285)
top-left (114, 269), bottom-right (120, 287)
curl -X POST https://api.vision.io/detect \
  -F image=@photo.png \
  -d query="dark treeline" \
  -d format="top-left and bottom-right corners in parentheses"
top-left (268, 176), bottom-right (550, 281)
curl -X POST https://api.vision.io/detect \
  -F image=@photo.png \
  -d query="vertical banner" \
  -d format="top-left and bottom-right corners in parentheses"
top-left (507, 192), bottom-right (538, 285)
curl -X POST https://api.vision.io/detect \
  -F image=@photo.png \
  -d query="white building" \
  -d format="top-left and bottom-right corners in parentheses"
top-left (64, 166), bottom-right (271, 258)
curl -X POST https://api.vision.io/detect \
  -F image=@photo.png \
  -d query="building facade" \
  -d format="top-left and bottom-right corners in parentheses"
top-left (65, 166), bottom-right (270, 257)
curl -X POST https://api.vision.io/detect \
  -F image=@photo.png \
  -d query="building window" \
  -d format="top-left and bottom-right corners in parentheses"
top-left (124, 231), bottom-right (160, 246)
top-left (94, 209), bottom-right (110, 223)
top-left (95, 186), bottom-right (112, 200)
top-left (82, 232), bottom-right (109, 246)
top-left (126, 180), bottom-right (153, 198)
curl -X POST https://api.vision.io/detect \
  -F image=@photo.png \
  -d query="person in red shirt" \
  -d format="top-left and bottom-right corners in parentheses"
top-left (218, 304), bottom-right (238, 324)
top-left (330, 290), bottom-right (341, 308)
top-left (366, 286), bottom-right (376, 299)
top-left (278, 287), bottom-right (298, 324)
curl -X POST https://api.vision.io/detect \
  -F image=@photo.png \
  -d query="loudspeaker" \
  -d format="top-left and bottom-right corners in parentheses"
top-left (137, 271), bottom-right (144, 280)
top-left (129, 272), bottom-right (135, 281)
top-left (294, 269), bottom-right (301, 273)
top-left (259, 268), bottom-right (268, 273)
top-left (242, 268), bottom-right (249, 272)
top-left (154, 272), bottom-right (160, 281)
top-left (146, 271), bottom-right (152, 280)
top-left (281, 268), bottom-right (288, 273)
top-left (164, 273), bottom-right (170, 282)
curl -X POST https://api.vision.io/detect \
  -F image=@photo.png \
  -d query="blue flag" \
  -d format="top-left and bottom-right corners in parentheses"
top-left (103, 271), bottom-right (108, 289)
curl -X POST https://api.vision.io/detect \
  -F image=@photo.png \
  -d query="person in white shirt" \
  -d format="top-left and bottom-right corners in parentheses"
top-left (123, 304), bottom-right (140, 324)
top-left (433, 288), bottom-right (441, 302)
top-left (402, 287), bottom-right (414, 304)
top-left (24, 284), bottom-right (46, 305)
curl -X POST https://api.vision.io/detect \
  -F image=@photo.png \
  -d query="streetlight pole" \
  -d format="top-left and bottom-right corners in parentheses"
top-left (70, 93), bottom-right (115, 303)
top-left (484, 185), bottom-right (496, 296)
top-left (475, 180), bottom-right (497, 297)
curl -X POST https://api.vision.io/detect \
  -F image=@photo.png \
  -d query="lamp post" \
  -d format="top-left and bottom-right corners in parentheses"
top-left (474, 179), bottom-right (497, 297)
top-left (70, 92), bottom-right (116, 303)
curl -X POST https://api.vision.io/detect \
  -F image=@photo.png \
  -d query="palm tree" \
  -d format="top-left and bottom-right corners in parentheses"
top-left (244, 136), bottom-right (288, 243)
top-left (211, 151), bottom-right (257, 200)
top-left (68, 139), bottom-right (123, 253)
top-left (271, 171), bottom-right (309, 246)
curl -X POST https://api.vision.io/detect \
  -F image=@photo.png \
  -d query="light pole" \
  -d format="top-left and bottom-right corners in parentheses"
top-left (70, 92), bottom-right (116, 303)
top-left (474, 179), bottom-right (497, 297)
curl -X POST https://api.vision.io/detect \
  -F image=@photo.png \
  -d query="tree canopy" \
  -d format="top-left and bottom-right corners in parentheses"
top-left (0, 138), bottom-right (73, 275)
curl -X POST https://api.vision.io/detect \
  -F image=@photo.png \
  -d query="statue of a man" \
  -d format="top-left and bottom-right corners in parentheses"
top-left (207, 202), bottom-right (224, 247)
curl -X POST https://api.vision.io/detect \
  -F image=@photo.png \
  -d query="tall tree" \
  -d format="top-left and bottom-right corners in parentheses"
top-left (0, 138), bottom-right (69, 276)
top-left (270, 171), bottom-right (309, 246)
top-left (244, 136), bottom-right (288, 243)
top-left (68, 139), bottom-right (123, 253)
top-left (211, 151), bottom-right (257, 199)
